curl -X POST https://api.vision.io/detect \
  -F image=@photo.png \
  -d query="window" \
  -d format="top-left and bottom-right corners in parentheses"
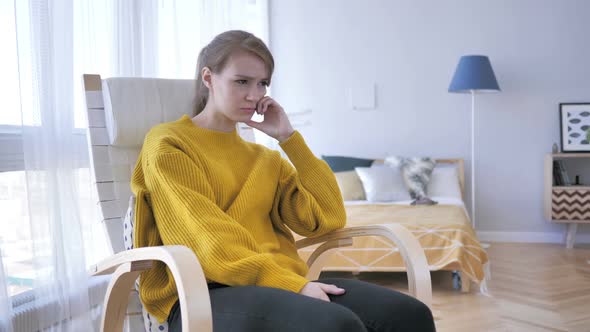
top-left (0, 169), bottom-right (106, 296)
top-left (0, 0), bottom-right (23, 126)
top-left (1, 0), bottom-right (270, 298)
top-left (0, 171), bottom-right (30, 295)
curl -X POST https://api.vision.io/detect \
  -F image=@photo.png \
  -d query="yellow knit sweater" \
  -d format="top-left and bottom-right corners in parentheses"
top-left (130, 115), bottom-right (346, 322)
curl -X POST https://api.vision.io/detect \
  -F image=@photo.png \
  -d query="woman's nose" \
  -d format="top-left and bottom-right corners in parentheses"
top-left (246, 88), bottom-right (262, 101)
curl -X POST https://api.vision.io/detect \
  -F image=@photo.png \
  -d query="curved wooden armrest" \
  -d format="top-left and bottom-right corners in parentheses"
top-left (296, 224), bottom-right (432, 309)
top-left (90, 246), bottom-right (212, 332)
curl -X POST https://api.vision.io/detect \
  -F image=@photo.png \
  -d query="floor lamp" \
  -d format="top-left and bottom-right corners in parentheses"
top-left (449, 55), bottom-right (500, 230)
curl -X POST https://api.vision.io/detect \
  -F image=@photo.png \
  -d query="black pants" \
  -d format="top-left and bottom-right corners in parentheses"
top-left (167, 278), bottom-right (435, 332)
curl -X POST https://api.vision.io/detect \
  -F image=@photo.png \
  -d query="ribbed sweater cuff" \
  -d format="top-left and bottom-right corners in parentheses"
top-left (279, 131), bottom-right (318, 173)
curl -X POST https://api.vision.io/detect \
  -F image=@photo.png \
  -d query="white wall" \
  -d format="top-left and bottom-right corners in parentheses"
top-left (269, 0), bottom-right (590, 238)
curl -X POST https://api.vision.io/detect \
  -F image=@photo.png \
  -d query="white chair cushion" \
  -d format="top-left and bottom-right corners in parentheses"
top-left (103, 78), bottom-right (196, 148)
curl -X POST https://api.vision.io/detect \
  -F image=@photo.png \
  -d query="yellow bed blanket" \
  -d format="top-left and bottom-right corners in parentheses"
top-left (297, 203), bottom-right (489, 285)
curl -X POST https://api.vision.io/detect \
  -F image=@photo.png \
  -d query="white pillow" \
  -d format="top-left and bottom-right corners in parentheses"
top-left (427, 166), bottom-right (462, 199)
top-left (354, 166), bottom-right (411, 202)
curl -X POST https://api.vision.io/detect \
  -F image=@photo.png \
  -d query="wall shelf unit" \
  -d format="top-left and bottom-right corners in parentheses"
top-left (544, 153), bottom-right (590, 248)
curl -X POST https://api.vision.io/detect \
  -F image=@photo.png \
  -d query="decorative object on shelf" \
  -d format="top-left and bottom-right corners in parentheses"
top-left (449, 55), bottom-right (501, 228)
top-left (559, 103), bottom-right (590, 152)
top-left (552, 143), bottom-right (559, 153)
top-left (552, 160), bottom-right (570, 186)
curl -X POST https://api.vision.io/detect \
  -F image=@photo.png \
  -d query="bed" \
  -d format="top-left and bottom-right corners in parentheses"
top-left (297, 158), bottom-right (489, 292)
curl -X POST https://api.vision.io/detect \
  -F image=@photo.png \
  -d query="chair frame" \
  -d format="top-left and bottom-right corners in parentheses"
top-left (83, 74), bottom-right (432, 332)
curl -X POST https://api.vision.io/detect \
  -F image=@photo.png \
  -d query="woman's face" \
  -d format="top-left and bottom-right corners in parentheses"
top-left (207, 50), bottom-right (270, 123)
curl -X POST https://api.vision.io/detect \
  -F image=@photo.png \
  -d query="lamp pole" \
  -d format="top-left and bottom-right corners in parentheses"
top-left (471, 90), bottom-right (476, 229)
top-left (448, 54), bottom-right (501, 231)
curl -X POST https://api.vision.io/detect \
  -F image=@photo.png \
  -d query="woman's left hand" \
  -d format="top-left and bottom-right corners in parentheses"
top-left (244, 96), bottom-right (294, 142)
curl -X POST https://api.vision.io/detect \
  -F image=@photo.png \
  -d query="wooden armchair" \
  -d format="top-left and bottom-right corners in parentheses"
top-left (83, 74), bottom-right (432, 332)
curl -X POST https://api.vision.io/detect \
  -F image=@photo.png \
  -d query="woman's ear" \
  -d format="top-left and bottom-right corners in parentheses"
top-left (201, 67), bottom-right (212, 89)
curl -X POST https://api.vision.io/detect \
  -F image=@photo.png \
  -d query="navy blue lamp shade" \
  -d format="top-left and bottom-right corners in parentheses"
top-left (448, 55), bottom-right (500, 93)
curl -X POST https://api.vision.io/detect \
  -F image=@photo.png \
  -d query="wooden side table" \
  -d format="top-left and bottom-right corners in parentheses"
top-left (544, 153), bottom-right (590, 248)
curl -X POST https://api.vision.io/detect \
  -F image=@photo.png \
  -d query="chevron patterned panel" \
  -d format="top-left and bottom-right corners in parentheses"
top-left (552, 189), bottom-right (590, 220)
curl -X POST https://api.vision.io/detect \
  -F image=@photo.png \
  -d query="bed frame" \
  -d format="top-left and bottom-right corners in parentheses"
top-left (358, 158), bottom-right (474, 292)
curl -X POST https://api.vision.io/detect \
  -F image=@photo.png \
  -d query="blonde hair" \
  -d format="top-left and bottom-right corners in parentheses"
top-left (194, 30), bottom-right (274, 115)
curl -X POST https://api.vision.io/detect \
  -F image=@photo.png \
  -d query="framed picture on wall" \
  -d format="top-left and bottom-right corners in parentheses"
top-left (560, 103), bottom-right (590, 152)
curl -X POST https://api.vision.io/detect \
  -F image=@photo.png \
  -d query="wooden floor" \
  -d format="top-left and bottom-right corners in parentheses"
top-left (322, 242), bottom-right (590, 332)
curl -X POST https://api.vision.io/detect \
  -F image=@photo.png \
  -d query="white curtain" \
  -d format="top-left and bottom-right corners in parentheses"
top-left (0, 0), bottom-right (269, 331)
top-left (13, 0), bottom-right (97, 330)
top-left (0, 249), bottom-right (13, 332)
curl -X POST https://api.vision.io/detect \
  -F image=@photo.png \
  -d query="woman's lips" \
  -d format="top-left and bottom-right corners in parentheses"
top-left (240, 108), bottom-right (256, 112)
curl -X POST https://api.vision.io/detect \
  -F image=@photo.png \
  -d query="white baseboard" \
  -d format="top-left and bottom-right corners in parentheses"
top-left (477, 231), bottom-right (590, 244)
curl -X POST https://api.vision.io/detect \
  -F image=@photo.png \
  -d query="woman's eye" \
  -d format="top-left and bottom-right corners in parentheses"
top-left (260, 81), bottom-right (269, 87)
top-left (236, 80), bottom-right (247, 85)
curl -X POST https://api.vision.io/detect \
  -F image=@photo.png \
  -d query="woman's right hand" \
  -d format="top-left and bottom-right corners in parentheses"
top-left (299, 282), bottom-right (346, 302)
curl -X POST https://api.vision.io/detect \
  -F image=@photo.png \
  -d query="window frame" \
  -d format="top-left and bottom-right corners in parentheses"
top-left (0, 126), bottom-right (88, 172)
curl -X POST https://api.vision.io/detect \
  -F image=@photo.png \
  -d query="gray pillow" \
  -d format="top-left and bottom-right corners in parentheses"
top-left (322, 155), bottom-right (374, 172)
top-left (385, 157), bottom-right (438, 205)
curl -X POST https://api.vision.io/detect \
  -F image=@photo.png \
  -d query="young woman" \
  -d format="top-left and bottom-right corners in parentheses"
top-left (131, 30), bottom-right (435, 332)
